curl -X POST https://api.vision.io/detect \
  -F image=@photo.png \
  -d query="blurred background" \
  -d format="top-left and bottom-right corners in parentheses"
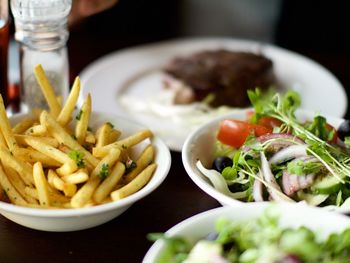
top-left (8, 0), bottom-right (350, 115)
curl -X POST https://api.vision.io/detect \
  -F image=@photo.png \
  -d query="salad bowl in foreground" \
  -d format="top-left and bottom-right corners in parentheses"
top-left (182, 105), bottom-right (350, 212)
top-left (0, 112), bottom-right (171, 231)
top-left (143, 202), bottom-right (350, 262)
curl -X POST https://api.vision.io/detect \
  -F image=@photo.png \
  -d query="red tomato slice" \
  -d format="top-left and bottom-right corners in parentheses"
top-left (257, 117), bottom-right (282, 130)
top-left (217, 119), bottom-right (272, 148)
top-left (326, 123), bottom-right (338, 144)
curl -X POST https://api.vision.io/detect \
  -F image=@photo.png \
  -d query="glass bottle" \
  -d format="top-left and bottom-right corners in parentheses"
top-left (10, 0), bottom-right (72, 111)
top-left (0, 0), bottom-right (9, 106)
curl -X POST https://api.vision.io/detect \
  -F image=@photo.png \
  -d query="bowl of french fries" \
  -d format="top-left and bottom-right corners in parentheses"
top-left (0, 65), bottom-right (171, 231)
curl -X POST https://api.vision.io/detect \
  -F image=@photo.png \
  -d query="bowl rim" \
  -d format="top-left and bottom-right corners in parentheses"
top-left (143, 202), bottom-right (350, 262)
top-left (181, 108), bottom-right (347, 210)
top-left (0, 111), bottom-right (172, 217)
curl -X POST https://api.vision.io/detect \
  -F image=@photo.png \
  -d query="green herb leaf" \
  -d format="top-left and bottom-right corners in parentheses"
top-left (68, 150), bottom-right (85, 168)
top-left (344, 137), bottom-right (350, 148)
top-left (287, 159), bottom-right (322, 176)
top-left (76, 110), bottom-right (83, 120)
top-left (305, 115), bottom-right (335, 142)
top-left (125, 159), bottom-right (137, 174)
top-left (106, 122), bottom-right (114, 128)
top-left (98, 163), bottom-right (109, 179)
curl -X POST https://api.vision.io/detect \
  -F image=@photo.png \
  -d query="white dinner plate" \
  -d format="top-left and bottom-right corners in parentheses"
top-left (79, 37), bottom-right (347, 151)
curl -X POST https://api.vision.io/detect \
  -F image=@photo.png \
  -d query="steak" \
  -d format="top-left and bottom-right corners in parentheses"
top-left (163, 49), bottom-right (275, 107)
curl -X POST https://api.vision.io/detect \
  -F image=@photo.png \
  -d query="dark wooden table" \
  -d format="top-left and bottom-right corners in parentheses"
top-left (1, 2), bottom-right (350, 261)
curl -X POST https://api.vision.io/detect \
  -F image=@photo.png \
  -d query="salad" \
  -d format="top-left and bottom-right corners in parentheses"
top-left (148, 206), bottom-right (350, 263)
top-left (197, 90), bottom-right (350, 209)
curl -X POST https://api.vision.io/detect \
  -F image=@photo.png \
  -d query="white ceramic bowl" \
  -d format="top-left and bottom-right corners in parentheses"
top-left (143, 202), bottom-right (350, 262)
top-left (0, 112), bottom-right (171, 232)
top-left (182, 108), bottom-right (346, 209)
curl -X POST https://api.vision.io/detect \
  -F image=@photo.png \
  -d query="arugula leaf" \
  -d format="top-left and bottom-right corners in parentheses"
top-left (306, 115), bottom-right (335, 142)
top-left (344, 137), bottom-right (350, 148)
top-left (68, 150), bottom-right (85, 168)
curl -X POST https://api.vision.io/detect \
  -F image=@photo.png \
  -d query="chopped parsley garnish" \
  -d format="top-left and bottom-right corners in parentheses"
top-left (125, 158), bottom-right (137, 173)
top-left (68, 150), bottom-right (85, 168)
top-left (106, 122), bottom-right (114, 128)
top-left (76, 110), bottom-right (83, 120)
top-left (98, 163), bottom-right (109, 179)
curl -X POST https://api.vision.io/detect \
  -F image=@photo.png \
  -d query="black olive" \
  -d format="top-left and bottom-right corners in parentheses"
top-left (337, 120), bottom-right (350, 141)
top-left (212, 156), bottom-right (233, 173)
top-left (205, 232), bottom-right (218, 241)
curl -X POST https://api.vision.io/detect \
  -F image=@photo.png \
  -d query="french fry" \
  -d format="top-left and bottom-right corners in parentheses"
top-left (2, 165), bottom-right (37, 204)
top-left (0, 146), bottom-right (34, 185)
top-left (15, 134), bottom-right (59, 148)
top-left (62, 169), bottom-right (89, 184)
top-left (40, 110), bottom-right (99, 168)
top-left (47, 169), bottom-right (64, 191)
top-left (31, 108), bottom-right (43, 119)
top-left (96, 123), bottom-right (121, 147)
top-left (15, 148), bottom-right (61, 167)
top-left (0, 94), bottom-right (18, 151)
top-left (24, 124), bottom-right (47, 136)
top-left (24, 186), bottom-right (39, 200)
top-left (111, 163), bottom-right (156, 201)
top-left (75, 94), bottom-right (91, 144)
top-left (108, 129), bottom-right (121, 144)
top-left (93, 129), bottom-right (153, 158)
top-left (33, 162), bottom-right (50, 206)
top-left (93, 162), bottom-right (125, 203)
top-left (57, 76), bottom-right (81, 126)
top-left (12, 117), bottom-right (36, 134)
top-left (63, 183), bottom-right (77, 197)
top-left (57, 96), bottom-right (63, 108)
top-left (85, 131), bottom-right (96, 144)
top-left (0, 131), bottom-right (6, 147)
top-left (34, 64), bottom-right (61, 118)
top-left (0, 164), bottom-right (28, 206)
top-left (24, 136), bottom-right (77, 176)
top-left (122, 145), bottom-right (154, 184)
top-left (25, 186), bottom-right (70, 206)
top-left (70, 148), bottom-right (120, 208)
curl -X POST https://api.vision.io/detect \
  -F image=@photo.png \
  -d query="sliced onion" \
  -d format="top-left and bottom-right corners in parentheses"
top-left (260, 152), bottom-right (295, 202)
top-left (258, 133), bottom-right (304, 144)
top-left (282, 171), bottom-right (314, 196)
top-left (269, 145), bottom-right (308, 164)
top-left (196, 161), bottom-right (247, 199)
top-left (253, 171), bottom-right (264, 202)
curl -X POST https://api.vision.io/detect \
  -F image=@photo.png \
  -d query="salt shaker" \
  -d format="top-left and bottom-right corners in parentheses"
top-left (10, 0), bottom-right (72, 111)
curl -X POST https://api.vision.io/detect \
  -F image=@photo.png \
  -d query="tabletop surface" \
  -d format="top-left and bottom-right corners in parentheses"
top-left (1, 2), bottom-right (350, 262)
